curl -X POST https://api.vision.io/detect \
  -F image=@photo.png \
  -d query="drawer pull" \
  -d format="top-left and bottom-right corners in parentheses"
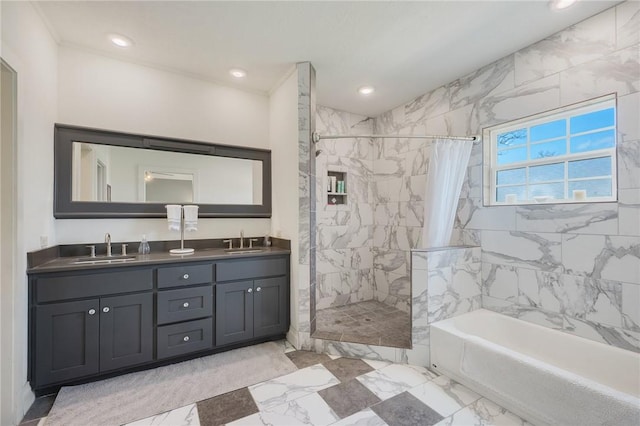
top-left (183, 274), bottom-right (189, 280)
top-left (247, 288), bottom-right (253, 293)
top-left (256, 287), bottom-right (262, 292)
top-left (183, 336), bottom-right (190, 342)
top-left (182, 302), bottom-right (190, 308)
top-left (102, 307), bottom-right (110, 313)
top-left (88, 309), bottom-right (96, 315)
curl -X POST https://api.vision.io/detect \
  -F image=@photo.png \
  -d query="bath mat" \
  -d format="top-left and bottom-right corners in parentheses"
top-left (45, 341), bottom-right (297, 426)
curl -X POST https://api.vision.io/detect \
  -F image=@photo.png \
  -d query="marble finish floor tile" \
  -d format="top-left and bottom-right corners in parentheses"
top-left (357, 364), bottom-right (437, 400)
top-left (248, 364), bottom-right (340, 410)
top-left (228, 393), bottom-right (339, 426)
top-left (318, 379), bottom-right (381, 418)
top-left (434, 398), bottom-right (529, 426)
top-left (329, 408), bottom-right (388, 426)
top-left (323, 357), bottom-right (375, 382)
top-left (408, 375), bottom-right (481, 417)
top-left (315, 300), bottom-right (411, 348)
top-left (371, 391), bottom-right (444, 426)
top-left (126, 404), bottom-right (200, 426)
top-left (195, 387), bottom-right (257, 425)
top-left (286, 350), bottom-right (333, 369)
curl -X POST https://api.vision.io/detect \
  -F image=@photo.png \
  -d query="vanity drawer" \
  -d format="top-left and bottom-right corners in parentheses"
top-left (36, 269), bottom-right (153, 303)
top-left (216, 257), bottom-right (287, 282)
top-left (157, 285), bottom-right (213, 325)
top-left (157, 318), bottom-right (213, 360)
top-left (157, 264), bottom-right (213, 288)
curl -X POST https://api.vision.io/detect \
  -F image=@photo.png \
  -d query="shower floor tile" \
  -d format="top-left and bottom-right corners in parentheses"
top-left (314, 300), bottom-right (411, 348)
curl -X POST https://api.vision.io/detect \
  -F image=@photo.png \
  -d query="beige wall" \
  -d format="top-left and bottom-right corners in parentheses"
top-left (268, 69), bottom-right (300, 341)
top-left (55, 46), bottom-right (272, 244)
top-left (1, 2), bottom-right (59, 423)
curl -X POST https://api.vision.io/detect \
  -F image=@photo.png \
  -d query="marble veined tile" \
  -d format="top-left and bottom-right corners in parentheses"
top-left (560, 45), bottom-right (640, 105)
top-left (408, 375), bottom-right (481, 418)
top-left (329, 408), bottom-right (388, 426)
top-left (562, 234), bottom-right (640, 284)
top-left (515, 203), bottom-right (618, 235)
top-left (125, 404), bottom-right (199, 426)
top-left (481, 230), bottom-right (562, 272)
top-left (228, 393), bottom-right (339, 426)
top-left (622, 282), bottom-right (640, 331)
top-left (616, 0), bottom-right (640, 50)
top-left (248, 364), bottom-right (339, 411)
top-left (357, 364), bottom-right (436, 400)
top-left (619, 188), bottom-right (640, 236)
top-left (435, 397), bottom-right (528, 426)
top-left (450, 55), bottom-right (515, 110)
top-left (514, 7), bottom-right (616, 86)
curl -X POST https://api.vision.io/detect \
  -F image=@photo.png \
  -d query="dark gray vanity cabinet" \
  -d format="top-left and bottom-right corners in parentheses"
top-left (215, 257), bottom-right (289, 346)
top-left (28, 252), bottom-right (290, 393)
top-left (31, 268), bottom-right (154, 390)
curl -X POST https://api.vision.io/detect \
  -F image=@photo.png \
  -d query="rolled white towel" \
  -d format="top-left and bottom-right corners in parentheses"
top-left (166, 205), bottom-right (182, 231)
top-left (183, 205), bottom-right (199, 232)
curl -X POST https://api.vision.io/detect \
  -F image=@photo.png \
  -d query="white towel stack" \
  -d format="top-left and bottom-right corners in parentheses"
top-left (165, 205), bottom-right (182, 231)
top-left (183, 205), bottom-right (199, 232)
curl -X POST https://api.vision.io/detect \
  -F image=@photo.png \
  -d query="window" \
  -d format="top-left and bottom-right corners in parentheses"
top-left (482, 94), bottom-right (617, 206)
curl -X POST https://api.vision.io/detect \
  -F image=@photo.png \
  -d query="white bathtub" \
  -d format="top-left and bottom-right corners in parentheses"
top-left (430, 309), bottom-right (640, 426)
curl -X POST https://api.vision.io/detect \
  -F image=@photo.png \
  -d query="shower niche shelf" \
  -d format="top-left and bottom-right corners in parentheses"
top-left (327, 170), bottom-right (347, 205)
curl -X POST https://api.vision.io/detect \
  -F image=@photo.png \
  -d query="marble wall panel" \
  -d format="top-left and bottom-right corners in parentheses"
top-left (315, 105), bottom-right (375, 310)
top-left (514, 8), bottom-right (616, 86)
top-left (616, 0), bottom-right (640, 50)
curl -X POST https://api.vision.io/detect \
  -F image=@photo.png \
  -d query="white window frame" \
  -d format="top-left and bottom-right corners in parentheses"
top-left (482, 93), bottom-right (617, 206)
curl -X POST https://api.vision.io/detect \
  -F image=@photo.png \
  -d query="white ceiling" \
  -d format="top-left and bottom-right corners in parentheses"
top-left (35, 1), bottom-right (620, 117)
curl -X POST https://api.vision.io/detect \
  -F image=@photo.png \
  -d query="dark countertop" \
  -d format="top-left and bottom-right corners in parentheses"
top-left (27, 237), bottom-right (291, 274)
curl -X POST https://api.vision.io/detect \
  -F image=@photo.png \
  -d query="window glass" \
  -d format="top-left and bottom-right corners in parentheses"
top-left (529, 182), bottom-right (565, 200)
top-left (497, 147), bottom-right (527, 165)
top-left (497, 185), bottom-right (527, 203)
top-left (569, 179), bottom-right (612, 197)
top-left (483, 94), bottom-right (616, 205)
top-left (530, 119), bottom-right (566, 142)
top-left (568, 157), bottom-right (612, 179)
top-left (496, 168), bottom-right (526, 185)
top-left (497, 129), bottom-right (526, 149)
top-left (529, 163), bottom-right (564, 183)
top-left (530, 139), bottom-right (566, 159)
top-left (570, 129), bottom-right (615, 153)
top-left (570, 108), bottom-right (615, 134)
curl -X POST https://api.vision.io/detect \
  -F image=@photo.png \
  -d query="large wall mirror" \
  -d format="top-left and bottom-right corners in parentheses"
top-left (55, 124), bottom-right (271, 218)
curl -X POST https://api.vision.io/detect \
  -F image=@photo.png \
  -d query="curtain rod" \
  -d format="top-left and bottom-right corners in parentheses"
top-left (312, 132), bottom-right (477, 143)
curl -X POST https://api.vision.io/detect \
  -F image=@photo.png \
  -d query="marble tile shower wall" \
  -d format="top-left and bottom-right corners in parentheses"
top-left (315, 106), bottom-right (375, 310)
top-left (373, 2), bottom-right (640, 352)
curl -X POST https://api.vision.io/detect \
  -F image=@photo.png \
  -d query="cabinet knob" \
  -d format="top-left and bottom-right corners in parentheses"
top-left (88, 309), bottom-right (96, 315)
top-left (247, 288), bottom-right (253, 293)
top-left (182, 302), bottom-right (190, 308)
top-left (183, 273), bottom-right (189, 280)
top-left (102, 307), bottom-right (110, 313)
top-left (256, 287), bottom-right (262, 292)
top-left (183, 336), bottom-right (190, 342)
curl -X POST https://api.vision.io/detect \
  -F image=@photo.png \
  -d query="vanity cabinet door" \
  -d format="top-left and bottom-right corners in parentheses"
top-left (35, 299), bottom-right (100, 387)
top-left (99, 293), bottom-right (153, 372)
top-left (215, 281), bottom-right (254, 346)
top-left (253, 276), bottom-right (288, 338)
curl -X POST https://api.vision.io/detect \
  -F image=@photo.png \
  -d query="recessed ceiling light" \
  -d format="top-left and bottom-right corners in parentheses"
top-left (358, 86), bottom-right (375, 96)
top-left (548, 0), bottom-right (578, 10)
top-left (108, 33), bottom-right (133, 48)
top-left (229, 68), bottom-right (247, 78)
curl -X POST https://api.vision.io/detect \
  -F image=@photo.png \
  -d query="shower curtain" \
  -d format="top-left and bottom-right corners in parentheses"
top-left (421, 139), bottom-right (473, 248)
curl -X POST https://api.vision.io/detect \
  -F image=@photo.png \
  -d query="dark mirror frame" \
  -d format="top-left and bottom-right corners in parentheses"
top-left (54, 124), bottom-right (272, 218)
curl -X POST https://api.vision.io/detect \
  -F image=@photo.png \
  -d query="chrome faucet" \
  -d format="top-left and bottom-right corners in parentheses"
top-left (240, 230), bottom-right (245, 249)
top-left (105, 233), bottom-right (112, 257)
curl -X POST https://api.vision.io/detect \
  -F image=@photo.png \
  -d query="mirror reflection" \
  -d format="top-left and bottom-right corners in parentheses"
top-left (72, 142), bottom-right (263, 205)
